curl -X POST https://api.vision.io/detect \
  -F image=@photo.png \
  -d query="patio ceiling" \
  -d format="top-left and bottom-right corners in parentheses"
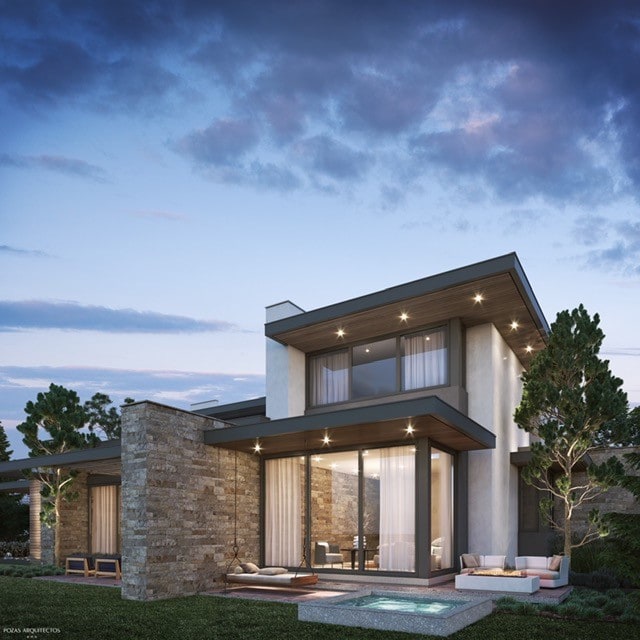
top-left (265, 253), bottom-right (548, 367)
top-left (204, 396), bottom-right (495, 456)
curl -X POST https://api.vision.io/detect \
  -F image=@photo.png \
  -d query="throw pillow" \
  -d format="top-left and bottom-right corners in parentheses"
top-left (258, 567), bottom-right (288, 576)
top-left (461, 553), bottom-right (479, 568)
top-left (233, 565), bottom-right (244, 574)
top-left (548, 555), bottom-right (562, 571)
top-left (240, 562), bottom-right (260, 574)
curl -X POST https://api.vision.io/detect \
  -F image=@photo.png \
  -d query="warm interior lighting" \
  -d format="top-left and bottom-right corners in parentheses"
top-left (473, 293), bottom-right (484, 303)
top-left (510, 320), bottom-right (519, 330)
top-left (399, 312), bottom-right (409, 321)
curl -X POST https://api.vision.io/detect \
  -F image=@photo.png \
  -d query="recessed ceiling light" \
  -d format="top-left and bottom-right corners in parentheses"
top-left (336, 328), bottom-right (345, 338)
top-left (322, 433), bottom-right (331, 445)
top-left (510, 321), bottom-right (519, 330)
top-left (525, 345), bottom-right (533, 353)
top-left (405, 423), bottom-right (415, 435)
top-left (253, 440), bottom-right (262, 454)
top-left (473, 293), bottom-right (484, 303)
top-left (400, 312), bottom-right (409, 321)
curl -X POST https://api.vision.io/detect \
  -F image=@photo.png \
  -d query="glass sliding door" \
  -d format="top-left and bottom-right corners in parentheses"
top-left (377, 445), bottom-right (415, 572)
top-left (265, 457), bottom-right (306, 566)
top-left (430, 448), bottom-right (454, 571)
top-left (310, 451), bottom-right (359, 569)
top-left (90, 485), bottom-right (120, 554)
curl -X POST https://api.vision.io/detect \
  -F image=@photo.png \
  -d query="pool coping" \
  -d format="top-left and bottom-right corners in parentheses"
top-left (298, 589), bottom-right (494, 637)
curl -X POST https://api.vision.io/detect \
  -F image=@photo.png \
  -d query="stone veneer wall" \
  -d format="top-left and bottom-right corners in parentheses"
top-left (57, 471), bottom-right (90, 562)
top-left (120, 401), bottom-right (259, 601)
top-left (556, 446), bottom-right (640, 535)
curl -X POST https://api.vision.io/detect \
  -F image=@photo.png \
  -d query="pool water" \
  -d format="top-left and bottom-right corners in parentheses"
top-left (336, 594), bottom-right (465, 615)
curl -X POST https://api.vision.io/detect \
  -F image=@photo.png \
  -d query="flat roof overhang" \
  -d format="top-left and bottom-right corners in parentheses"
top-left (265, 253), bottom-right (549, 367)
top-left (0, 441), bottom-right (122, 478)
top-left (204, 396), bottom-right (495, 456)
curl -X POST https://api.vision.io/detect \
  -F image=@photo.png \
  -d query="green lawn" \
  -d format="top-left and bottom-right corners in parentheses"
top-left (0, 577), bottom-right (637, 640)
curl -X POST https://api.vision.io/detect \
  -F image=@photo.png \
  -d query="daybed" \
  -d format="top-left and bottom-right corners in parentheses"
top-left (515, 555), bottom-right (569, 588)
top-left (226, 562), bottom-right (318, 587)
top-left (459, 553), bottom-right (506, 573)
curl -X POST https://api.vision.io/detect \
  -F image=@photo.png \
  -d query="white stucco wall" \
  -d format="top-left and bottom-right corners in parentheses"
top-left (466, 323), bottom-right (526, 562)
top-left (265, 302), bottom-right (306, 419)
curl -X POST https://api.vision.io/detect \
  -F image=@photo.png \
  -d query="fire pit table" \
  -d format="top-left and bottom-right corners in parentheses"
top-left (455, 569), bottom-right (540, 594)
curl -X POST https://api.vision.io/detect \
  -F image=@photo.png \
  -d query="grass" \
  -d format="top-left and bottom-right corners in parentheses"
top-left (0, 577), bottom-right (638, 640)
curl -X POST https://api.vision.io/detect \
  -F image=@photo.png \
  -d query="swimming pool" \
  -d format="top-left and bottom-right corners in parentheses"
top-left (298, 590), bottom-right (493, 637)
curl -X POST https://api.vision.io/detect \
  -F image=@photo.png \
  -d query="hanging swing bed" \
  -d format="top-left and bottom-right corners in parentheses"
top-left (223, 452), bottom-right (318, 591)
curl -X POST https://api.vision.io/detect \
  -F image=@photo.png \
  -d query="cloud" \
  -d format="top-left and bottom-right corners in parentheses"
top-left (0, 245), bottom-right (50, 258)
top-left (0, 153), bottom-right (107, 182)
top-left (293, 135), bottom-right (373, 182)
top-left (173, 118), bottom-right (259, 167)
top-left (2, 1), bottom-right (640, 206)
top-left (574, 215), bottom-right (640, 275)
top-left (0, 300), bottom-right (237, 334)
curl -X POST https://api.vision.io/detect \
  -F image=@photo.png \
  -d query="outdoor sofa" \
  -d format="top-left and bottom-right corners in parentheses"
top-left (459, 553), bottom-right (506, 573)
top-left (514, 555), bottom-right (569, 588)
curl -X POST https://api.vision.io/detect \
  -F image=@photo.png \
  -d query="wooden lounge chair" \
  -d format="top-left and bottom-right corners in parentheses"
top-left (94, 554), bottom-right (121, 579)
top-left (65, 554), bottom-right (95, 577)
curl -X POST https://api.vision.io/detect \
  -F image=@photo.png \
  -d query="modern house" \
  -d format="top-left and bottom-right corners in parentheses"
top-left (0, 253), bottom-right (553, 600)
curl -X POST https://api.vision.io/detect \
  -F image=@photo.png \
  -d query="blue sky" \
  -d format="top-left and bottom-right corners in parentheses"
top-left (1, 1), bottom-right (639, 459)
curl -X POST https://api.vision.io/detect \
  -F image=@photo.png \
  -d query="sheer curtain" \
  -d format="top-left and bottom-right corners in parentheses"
top-left (91, 485), bottom-right (118, 554)
top-left (310, 351), bottom-right (349, 405)
top-left (379, 446), bottom-right (415, 572)
top-left (265, 458), bottom-right (301, 566)
top-left (431, 450), bottom-right (453, 569)
top-left (403, 329), bottom-right (447, 390)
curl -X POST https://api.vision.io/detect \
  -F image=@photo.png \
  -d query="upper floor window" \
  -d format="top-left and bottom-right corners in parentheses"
top-left (309, 326), bottom-right (448, 406)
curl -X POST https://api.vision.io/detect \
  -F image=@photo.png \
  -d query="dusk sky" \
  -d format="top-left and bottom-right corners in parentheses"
top-left (1, 1), bottom-right (639, 459)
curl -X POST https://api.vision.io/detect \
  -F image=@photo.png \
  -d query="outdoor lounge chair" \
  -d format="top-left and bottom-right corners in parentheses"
top-left (94, 554), bottom-right (121, 579)
top-left (314, 541), bottom-right (344, 567)
top-left (65, 554), bottom-right (95, 577)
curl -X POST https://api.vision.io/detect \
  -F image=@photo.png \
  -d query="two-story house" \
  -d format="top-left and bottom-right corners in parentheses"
top-left (0, 253), bottom-right (549, 600)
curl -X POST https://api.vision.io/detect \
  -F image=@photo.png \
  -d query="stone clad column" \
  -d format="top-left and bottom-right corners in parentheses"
top-left (120, 401), bottom-right (259, 601)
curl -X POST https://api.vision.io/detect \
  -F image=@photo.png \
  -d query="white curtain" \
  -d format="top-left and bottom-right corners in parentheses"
top-left (403, 329), bottom-right (447, 389)
top-left (379, 446), bottom-right (415, 572)
top-left (91, 485), bottom-right (118, 554)
top-left (432, 450), bottom-right (453, 569)
top-left (310, 351), bottom-right (349, 405)
top-left (265, 458), bottom-right (301, 566)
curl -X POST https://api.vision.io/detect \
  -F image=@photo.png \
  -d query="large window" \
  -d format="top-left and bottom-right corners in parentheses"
top-left (430, 448), bottom-right (453, 571)
top-left (309, 326), bottom-right (448, 406)
top-left (266, 446), bottom-right (417, 574)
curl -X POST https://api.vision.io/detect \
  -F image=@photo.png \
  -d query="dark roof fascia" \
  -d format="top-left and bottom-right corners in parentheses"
top-left (204, 396), bottom-right (495, 449)
top-left (265, 252), bottom-right (549, 341)
top-left (0, 479), bottom-right (30, 493)
top-left (0, 441), bottom-right (121, 474)
top-left (193, 397), bottom-right (267, 419)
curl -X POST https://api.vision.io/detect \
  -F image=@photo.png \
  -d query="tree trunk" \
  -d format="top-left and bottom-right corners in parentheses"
top-left (54, 489), bottom-right (61, 566)
top-left (564, 500), bottom-right (572, 557)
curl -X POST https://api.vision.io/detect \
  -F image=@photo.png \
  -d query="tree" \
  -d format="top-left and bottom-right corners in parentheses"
top-left (84, 393), bottom-right (134, 440)
top-left (514, 305), bottom-right (631, 557)
top-left (17, 384), bottom-right (100, 564)
top-left (0, 421), bottom-right (30, 542)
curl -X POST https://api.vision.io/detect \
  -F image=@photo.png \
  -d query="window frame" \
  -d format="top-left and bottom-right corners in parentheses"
top-left (307, 324), bottom-right (449, 408)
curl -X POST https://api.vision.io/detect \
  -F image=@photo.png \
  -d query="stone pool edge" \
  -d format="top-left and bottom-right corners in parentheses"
top-left (298, 589), bottom-right (494, 637)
